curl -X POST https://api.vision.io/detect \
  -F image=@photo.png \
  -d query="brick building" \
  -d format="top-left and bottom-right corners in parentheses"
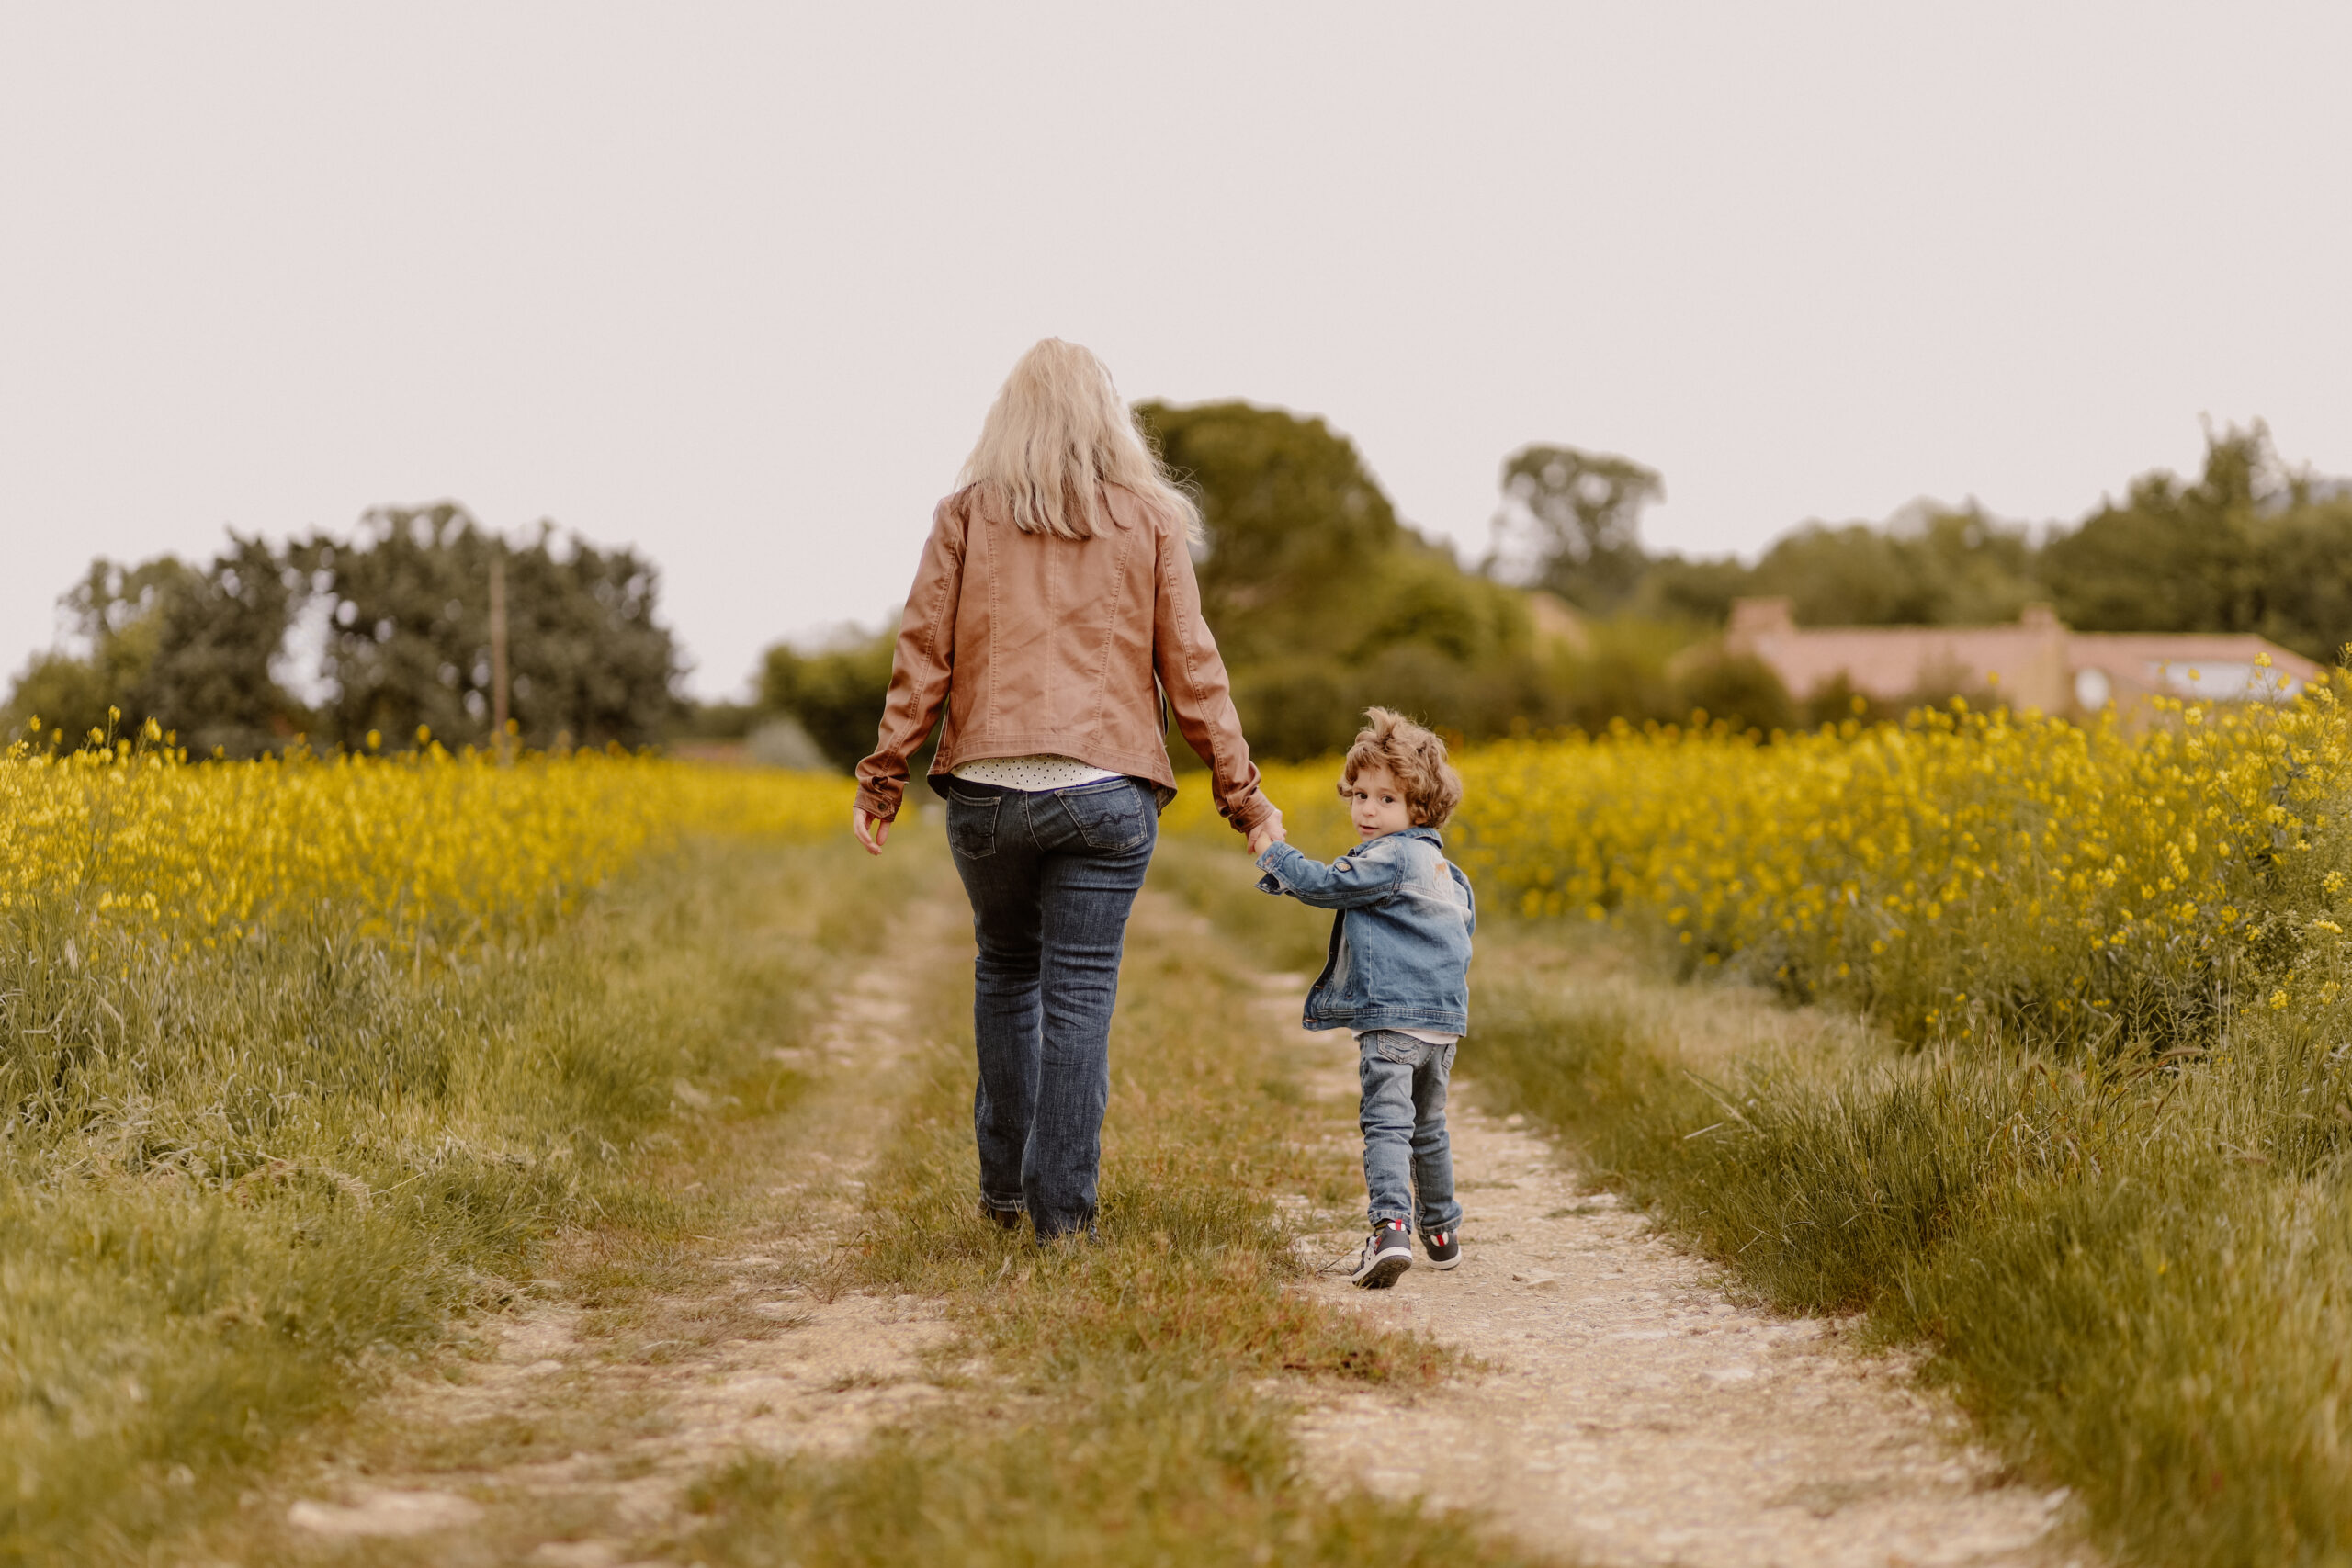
top-left (1715, 597), bottom-right (2324, 721)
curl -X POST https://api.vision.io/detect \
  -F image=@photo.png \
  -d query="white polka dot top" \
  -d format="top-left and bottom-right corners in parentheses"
top-left (950, 754), bottom-right (1123, 792)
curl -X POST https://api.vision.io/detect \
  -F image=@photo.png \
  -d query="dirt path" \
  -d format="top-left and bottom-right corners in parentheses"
top-left (1270, 977), bottom-right (2091, 1568)
top-left (254, 887), bottom-right (976, 1568)
top-left (236, 877), bottom-right (2092, 1568)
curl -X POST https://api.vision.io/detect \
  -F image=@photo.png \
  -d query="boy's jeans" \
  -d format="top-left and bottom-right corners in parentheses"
top-left (944, 776), bottom-right (1157, 1239)
top-left (1357, 1029), bottom-right (1463, 1235)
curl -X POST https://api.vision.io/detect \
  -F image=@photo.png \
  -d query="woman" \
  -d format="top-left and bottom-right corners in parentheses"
top-left (852, 338), bottom-right (1281, 1239)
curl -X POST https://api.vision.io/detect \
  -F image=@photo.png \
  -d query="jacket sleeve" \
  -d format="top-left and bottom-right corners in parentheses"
top-left (1252, 840), bottom-right (1402, 909)
top-left (1151, 518), bottom-right (1275, 835)
top-left (1453, 863), bottom-right (1477, 939)
top-left (854, 498), bottom-right (964, 822)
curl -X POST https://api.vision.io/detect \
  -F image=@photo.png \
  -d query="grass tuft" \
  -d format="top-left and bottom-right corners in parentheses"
top-left (683, 1388), bottom-right (1527, 1568)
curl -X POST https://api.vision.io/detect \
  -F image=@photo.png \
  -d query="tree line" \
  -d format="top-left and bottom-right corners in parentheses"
top-left (10, 419), bottom-right (2347, 764)
top-left (1577, 423), bottom-right (2352, 660)
top-left (760, 415), bottom-right (2352, 767)
top-left (2, 504), bottom-right (679, 755)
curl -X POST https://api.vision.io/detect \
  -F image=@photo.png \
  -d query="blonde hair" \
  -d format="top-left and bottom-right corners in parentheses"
top-left (961, 338), bottom-right (1200, 541)
top-left (1340, 707), bottom-right (1464, 829)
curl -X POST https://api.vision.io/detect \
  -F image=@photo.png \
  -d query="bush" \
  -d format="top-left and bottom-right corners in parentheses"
top-left (1670, 652), bottom-right (1795, 735)
top-left (758, 632), bottom-right (899, 773)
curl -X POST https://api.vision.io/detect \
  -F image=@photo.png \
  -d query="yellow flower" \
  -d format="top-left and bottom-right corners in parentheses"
top-left (1160, 682), bottom-right (2350, 1051)
top-left (0, 748), bottom-right (849, 957)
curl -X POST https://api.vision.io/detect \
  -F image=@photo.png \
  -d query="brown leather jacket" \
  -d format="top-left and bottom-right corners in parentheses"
top-left (854, 483), bottom-right (1273, 835)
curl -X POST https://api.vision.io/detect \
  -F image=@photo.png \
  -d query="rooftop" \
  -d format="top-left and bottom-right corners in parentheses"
top-left (1716, 597), bottom-right (2323, 717)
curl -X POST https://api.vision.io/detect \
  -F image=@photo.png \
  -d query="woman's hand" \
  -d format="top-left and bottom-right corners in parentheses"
top-left (853, 807), bottom-right (892, 856)
top-left (1246, 808), bottom-right (1285, 858)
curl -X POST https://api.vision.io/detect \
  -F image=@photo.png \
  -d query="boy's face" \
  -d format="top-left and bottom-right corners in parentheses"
top-left (1344, 763), bottom-right (1416, 840)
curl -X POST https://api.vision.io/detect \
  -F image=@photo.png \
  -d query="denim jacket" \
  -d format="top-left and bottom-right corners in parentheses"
top-left (1253, 826), bottom-right (1476, 1033)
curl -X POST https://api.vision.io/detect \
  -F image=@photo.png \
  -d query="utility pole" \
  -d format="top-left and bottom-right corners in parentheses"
top-left (489, 548), bottom-right (512, 764)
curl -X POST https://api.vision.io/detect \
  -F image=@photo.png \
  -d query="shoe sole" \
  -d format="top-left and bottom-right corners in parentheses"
top-left (1423, 1251), bottom-right (1462, 1270)
top-left (1352, 1253), bottom-right (1411, 1289)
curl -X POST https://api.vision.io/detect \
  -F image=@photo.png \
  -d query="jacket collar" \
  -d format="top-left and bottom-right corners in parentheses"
top-left (1363, 824), bottom-right (1445, 850)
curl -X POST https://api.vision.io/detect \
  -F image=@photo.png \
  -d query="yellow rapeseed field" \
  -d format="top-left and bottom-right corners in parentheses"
top-left (1, 722), bottom-right (851, 952)
top-left (1180, 673), bottom-right (2350, 1053)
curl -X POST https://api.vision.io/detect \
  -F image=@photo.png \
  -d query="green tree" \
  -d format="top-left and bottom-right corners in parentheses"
top-left (6, 507), bottom-right (685, 755)
top-left (2, 555), bottom-right (188, 743)
top-left (1746, 505), bottom-right (2038, 627)
top-left (1489, 444), bottom-right (1664, 613)
top-left (1632, 553), bottom-right (1757, 626)
top-left (2258, 497), bottom-right (2352, 665)
top-left (1136, 400), bottom-right (1405, 668)
top-left (757, 629), bottom-right (899, 772)
top-left (1140, 400), bottom-right (1538, 759)
top-left (1, 545), bottom-right (301, 754)
top-left (129, 534), bottom-right (303, 755)
top-left (2040, 427), bottom-right (2271, 635)
top-left (1, 649), bottom-right (116, 746)
top-left (499, 524), bottom-right (683, 748)
top-left (300, 504), bottom-right (681, 750)
top-left (2030, 425), bottom-right (2352, 662)
top-left (1671, 653), bottom-right (1795, 736)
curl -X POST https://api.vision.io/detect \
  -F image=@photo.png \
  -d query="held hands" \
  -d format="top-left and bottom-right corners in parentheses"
top-left (1246, 807), bottom-right (1286, 858)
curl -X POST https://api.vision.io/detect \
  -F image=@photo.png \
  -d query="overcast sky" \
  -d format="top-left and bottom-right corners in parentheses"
top-left (4, 5), bottom-right (2347, 699)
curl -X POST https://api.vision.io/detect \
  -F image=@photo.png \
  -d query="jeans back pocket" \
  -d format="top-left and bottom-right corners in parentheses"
top-left (1368, 1030), bottom-right (1431, 1066)
top-left (947, 792), bottom-right (1001, 860)
top-left (1059, 780), bottom-right (1150, 853)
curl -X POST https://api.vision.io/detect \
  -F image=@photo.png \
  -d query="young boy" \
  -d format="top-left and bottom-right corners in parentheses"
top-left (1253, 708), bottom-right (1476, 1289)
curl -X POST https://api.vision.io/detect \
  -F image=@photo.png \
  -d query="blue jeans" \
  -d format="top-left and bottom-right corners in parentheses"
top-left (1357, 1029), bottom-right (1462, 1235)
top-left (944, 775), bottom-right (1158, 1238)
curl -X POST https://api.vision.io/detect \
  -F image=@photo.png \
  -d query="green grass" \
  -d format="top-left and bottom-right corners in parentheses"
top-left (0, 834), bottom-right (917, 1564)
top-left (672, 852), bottom-right (1566, 1568)
top-left (682, 1392), bottom-right (1525, 1568)
top-left (1462, 924), bottom-right (2352, 1568)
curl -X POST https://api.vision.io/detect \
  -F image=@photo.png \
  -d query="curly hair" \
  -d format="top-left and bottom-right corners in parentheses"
top-left (1339, 707), bottom-right (1464, 829)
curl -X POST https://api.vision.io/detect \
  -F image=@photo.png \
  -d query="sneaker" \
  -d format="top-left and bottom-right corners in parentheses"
top-left (1351, 1219), bottom-right (1413, 1289)
top-left (1421, 1226), bottom-right (1462, 1269)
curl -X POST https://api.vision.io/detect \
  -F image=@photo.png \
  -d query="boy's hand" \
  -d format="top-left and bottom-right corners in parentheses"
top-left (1247, 809), bottom-right (1285, 857)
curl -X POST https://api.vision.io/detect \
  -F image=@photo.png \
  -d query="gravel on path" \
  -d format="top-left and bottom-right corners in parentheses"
top-left (1270, 978), bottom-right (2094, 1568)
